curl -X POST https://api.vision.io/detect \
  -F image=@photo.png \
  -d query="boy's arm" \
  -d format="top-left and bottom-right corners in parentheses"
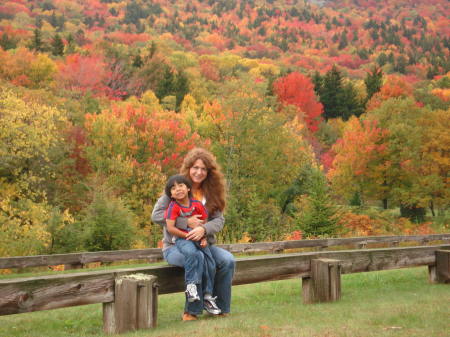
top-left (166, 219), bottom-right (188, 239)
top-left (152, 194), bottom-right (189, 228)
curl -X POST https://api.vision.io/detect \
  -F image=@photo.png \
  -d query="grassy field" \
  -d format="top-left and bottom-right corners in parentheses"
top-left (1, 267), bottom-right (449, 337)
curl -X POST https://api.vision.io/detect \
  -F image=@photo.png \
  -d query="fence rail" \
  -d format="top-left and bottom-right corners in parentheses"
top-left (1, 244), bottom-right (449, 316)
top-left (1, 233), bottom-right (449, 270)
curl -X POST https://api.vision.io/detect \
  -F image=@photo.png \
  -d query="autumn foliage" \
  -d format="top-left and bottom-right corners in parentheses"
top-left (274, 72), bottom-right (323, 133)
top-left (0, 0), bottom-right (448, 255)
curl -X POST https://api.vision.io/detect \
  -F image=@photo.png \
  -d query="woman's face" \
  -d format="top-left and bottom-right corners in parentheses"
top-left (189, 159), bottom-right (208, 186)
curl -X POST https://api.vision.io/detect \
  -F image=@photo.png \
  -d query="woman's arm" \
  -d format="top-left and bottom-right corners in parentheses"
top-left (185, 210), bottom-right (224, 241)
top-left (203, 210), bottom-right (225, 236)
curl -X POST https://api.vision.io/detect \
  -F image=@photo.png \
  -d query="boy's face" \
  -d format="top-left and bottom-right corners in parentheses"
top-left (170, 182), bottom-right (190, 201)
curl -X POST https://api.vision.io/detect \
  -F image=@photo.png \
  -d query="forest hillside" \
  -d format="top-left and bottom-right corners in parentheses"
top-left (0, 0), bottom-right (449, 258)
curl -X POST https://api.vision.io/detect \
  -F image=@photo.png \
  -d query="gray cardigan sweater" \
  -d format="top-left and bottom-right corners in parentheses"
top-left (151, 194), bottom-right (225, 251)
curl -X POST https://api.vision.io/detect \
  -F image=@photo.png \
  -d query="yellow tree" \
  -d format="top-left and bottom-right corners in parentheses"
top-left (420, 108), bottom-right (450, 214)
top-left (0, 88), bottom-right (68, 256)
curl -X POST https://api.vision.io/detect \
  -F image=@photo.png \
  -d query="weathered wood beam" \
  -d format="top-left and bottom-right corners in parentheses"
top-left (1, 234), bottom-right (449, 270)
top-left (435, 250), bottom-right (450, 283)
top-left (1, 245), bottom-right (448, 316)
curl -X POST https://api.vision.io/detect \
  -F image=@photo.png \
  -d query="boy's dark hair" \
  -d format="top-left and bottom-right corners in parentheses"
top-left (165, 174), bottom-right (192, 199)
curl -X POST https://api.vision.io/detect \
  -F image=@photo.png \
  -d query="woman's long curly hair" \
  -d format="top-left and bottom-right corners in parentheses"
top-left (180, 148), bottom-right (226, 214)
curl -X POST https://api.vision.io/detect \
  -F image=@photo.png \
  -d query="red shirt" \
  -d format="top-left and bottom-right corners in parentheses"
top-left (164, 199), bottom-right (208, 232)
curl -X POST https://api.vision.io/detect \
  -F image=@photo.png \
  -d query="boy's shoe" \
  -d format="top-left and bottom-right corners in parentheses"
top-left (182, 312), bottom-right (197, 321)
top-left (185, 284), bottom-right (200, 302)
top-left (203, 295), bottom-right (221, 315)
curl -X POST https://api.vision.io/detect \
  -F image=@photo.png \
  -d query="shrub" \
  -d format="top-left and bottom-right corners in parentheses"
top-left (81, 191), bottom-right (136, 252)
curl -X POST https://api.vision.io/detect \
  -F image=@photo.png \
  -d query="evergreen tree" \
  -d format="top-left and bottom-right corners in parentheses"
top-left (132, 53), bottom-right (143, 68)
top-left (284, 165), bottom-right (339, 237)
top-left (320, 65), bottom-right (343, 120)
top-left (312, 71), bottom-right (323, 96)
top-left (51, 33), bottom-right (64, 56)
top-left (317, 66), bottom-right (363, 120)
top-left (155, 66), bottom-right (174, 100)
top-left (340, 82), bottom-right (365, 119)
top-left (394, 55), bottom-right (407, 74)
top-left (0, 33), bottom-right (17, 50)
top-left (148, 41), bottom-right (157, 59)
top-left (49, 11), bottom-right (58, 28)
top-left (31, 28), bottom-right (43, 52)
top-left (364, 66), bottom-right (383, 102)
top-left (377, 52), bottom-right (388, 66)
top-left (65, 34), bottom-right (76, 54)
top-left (174, 71), bottom-right (189, 110)
top-left (338, 30), bottom-right (348, 50)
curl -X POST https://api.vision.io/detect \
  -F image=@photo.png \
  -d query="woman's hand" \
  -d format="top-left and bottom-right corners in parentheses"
top-left (187, 214), bottom-right (204, 228)
top-left (186, 226), bottom-right (206, 241)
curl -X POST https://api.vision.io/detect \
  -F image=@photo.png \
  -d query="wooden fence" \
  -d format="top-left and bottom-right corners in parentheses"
top-left (1, 233), bottom-right (449, 270)
top-left (1, 243), bottom-right (449, 334)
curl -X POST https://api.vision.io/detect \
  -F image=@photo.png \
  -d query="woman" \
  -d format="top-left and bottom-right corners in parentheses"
top-left (151, 147), bottom-right (235, 321)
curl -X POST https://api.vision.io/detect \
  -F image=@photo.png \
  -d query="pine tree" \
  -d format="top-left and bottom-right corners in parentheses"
top-left (31, 28), bottom-right (43, 52)
top-left (340, 82), bottom-right (365, 119)
top-left (320, 65), bottom-right (343, 120)
top-left (377, 52), bottom-right (387, 66)
top-left (174, 71), bottom-right (189, 110)
top-left (65, 34), bottom-right (76, 54)
top-left (312, 71), bottom-right (323, 96)
top-left (394, 55), bottom-right (407, 74)
top-left (364, 66), bottom-right (383, 102)
top-left (155, 66), bottom-right (174, 100)
top-left (317, 66), bottom-right (363, 120)
top-left (286, 165), bottom-right (339, 237)
top-left (338, 30), bottom-right (348, 50)
top-left (51, 33), bottom-right (64, 56)
top-left (132, 54), bottom-right (143, 68)
top-left (0, 33), bottom-right (17, 50)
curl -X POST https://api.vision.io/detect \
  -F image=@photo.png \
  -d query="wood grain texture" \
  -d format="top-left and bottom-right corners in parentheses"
top-left (435, 250), bottom-right (450, 283)
top-left (1, 234), bottom-right (449, 269)
top-left (103, 274), bottom-right (157, 334)
top-left (310, 259), bottom-right (341, 303)
top-left (1, 244), bottom-right (449, 316)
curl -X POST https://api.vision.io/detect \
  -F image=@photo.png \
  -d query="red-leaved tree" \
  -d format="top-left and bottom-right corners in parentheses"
top-left (273, 72), bottom-right (323, 133)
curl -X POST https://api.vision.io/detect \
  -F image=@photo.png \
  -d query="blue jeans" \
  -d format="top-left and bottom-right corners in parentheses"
top-left (175, 238), bottom-right (216, 295)
top-left (163, 244), bottom-right (235, 315)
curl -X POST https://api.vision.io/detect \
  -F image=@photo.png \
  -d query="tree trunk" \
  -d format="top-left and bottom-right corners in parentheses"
top-left (429, 200), bottom-right (435, 217)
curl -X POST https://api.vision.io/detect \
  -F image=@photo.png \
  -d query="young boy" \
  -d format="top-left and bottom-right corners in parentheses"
top-left (164, 174), bottom-right (221, 315)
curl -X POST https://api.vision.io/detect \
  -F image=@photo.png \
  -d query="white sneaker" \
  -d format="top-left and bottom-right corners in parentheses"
top-left (185, 284), bottom-right (200, 302)
top-left (204, 294), bottom-right (221, 315)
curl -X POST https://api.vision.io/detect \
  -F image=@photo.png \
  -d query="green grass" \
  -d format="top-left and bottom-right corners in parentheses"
top-left (1, 267), bottom-right (449, 337)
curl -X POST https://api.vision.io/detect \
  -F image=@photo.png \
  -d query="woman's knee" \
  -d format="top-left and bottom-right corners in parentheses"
top-left (210, 246), bottom-right (235, 271)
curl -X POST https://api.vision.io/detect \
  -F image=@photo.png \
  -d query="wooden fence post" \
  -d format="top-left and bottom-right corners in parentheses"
top-left (103, 274), bottom-right (158, 334)
top-left (435, 250), bottom-right (450, 283)
top-left (302, 258), bottom-right (342, 304)
top-left (428, 265), bottom-right (437, 283)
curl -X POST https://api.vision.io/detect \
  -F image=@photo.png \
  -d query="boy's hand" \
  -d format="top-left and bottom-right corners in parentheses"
top-left (200, 237), bottom-right (207, 248)
top-left (186, 226), bottom-right (206, 241)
